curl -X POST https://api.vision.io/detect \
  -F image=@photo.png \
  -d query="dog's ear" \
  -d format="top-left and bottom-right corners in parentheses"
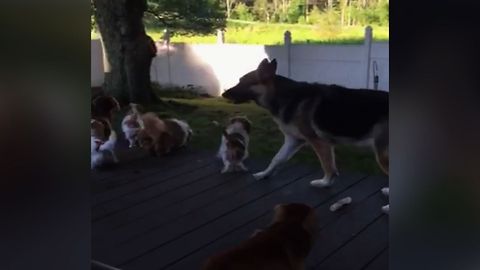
top-left (270, 59), bottom-right (277, 72)
top-left (242, 117), bottom-right (251, 134)
top-left (222, 129), bottom-right (229, 138)
top-left (257, 58), bottom-right (276, 81)
top-left (257, 58), bottom-right (269, 70)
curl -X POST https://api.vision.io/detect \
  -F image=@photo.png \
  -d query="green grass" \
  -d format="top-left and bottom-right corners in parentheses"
top-left (113, 89), bottom-right (382, 175)
top-left (92, 20), bottom-right (388, 45)
top-left (154, 23), bottom-right (388, 45)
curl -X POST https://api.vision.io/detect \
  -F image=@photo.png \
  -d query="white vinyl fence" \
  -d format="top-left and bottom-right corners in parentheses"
top-left (91, 26), bottom-right (388, 96)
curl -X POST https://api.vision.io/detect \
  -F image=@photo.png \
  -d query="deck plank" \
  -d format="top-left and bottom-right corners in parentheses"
top-left (118, 172), bottom-right (368, 269)
top-left (167, 175), bottom-right (386, 270)
top-left (91, 150), bottom-right (389, 270)
top-left (361, 248), bottom-right (388, 270)
top-left (92, 159), bottom-right (271, 244)
top-left (313, 215), bottom-right (389, 270)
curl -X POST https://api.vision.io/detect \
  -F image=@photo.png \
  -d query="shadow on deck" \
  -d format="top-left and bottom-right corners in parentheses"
top-left (91, 147), bottom-right (388, 270)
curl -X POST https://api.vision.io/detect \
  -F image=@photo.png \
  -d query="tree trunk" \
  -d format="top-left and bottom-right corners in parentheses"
top-left (93, 0), bottom-right (157, 105)
top-left (226, 0), bottom-right (231, 18)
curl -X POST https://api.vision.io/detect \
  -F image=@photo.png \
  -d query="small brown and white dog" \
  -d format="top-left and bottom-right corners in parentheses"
top-left (121, 103), bottom-right (144, 148)
top-left (91, 118), bottom-right (118, 169)
top-left (136, 112), bottom-right (192, 156)
top-left (217, 116), bottom-right (251, 173)
top-left (202, 203), bottom-right (316, 270)
top-left (91, 95), bottom-right (120, 169)
top-left (91, 95), bottom-right (121, 123)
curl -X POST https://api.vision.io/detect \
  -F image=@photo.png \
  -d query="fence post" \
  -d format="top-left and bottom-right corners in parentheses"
top-left (163, 29), bottom-right (172, 85)
top-left (364, 26), bottom-right (373, 88)
top-left (284, 30), bottom-right (291, 78)
top-left (217, 29), bottom-right (225, 44)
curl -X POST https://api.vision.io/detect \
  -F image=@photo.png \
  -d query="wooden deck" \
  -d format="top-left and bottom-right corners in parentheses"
top-left (92, 147), bottom-right (388, 270)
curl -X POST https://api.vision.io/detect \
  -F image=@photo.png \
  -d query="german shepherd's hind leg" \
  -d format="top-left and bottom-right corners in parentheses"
top-left (309, 139), bottom-right (339, 188)
top-left (373, 124), bottom-right (389, 214)
top-left (253, 135), bottom-right (305, 180)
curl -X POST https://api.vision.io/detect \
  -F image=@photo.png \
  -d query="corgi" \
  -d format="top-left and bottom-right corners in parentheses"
top-left (121, 103), bottom-right (144, 148)
top-left (136, 112), bottom-right (192, 156)
top-left (217, 116), bottom-right (251, 173)
top-left (91, 119), bottom-right (118, 169)
top-left (202, 203), bottom-right (317, 270)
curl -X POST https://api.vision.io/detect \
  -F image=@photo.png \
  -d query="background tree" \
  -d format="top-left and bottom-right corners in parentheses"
top-left (225, 0), bottom-right (238, 18)
top-left (93, 0), bottom-right (157, 104)
top-left (144, 0), bottom-right (226, 35)
top-left (286, 0), bottom-right (304, 23)
top-left (92, 0), bottom-right (225, 104)
top-left (253, 0), bottom-right (275, 22)
top-left (231, 3), bottom-right (254, 21)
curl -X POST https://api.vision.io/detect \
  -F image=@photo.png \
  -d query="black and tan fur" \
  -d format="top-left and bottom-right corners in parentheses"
top-left (222, 59), bottom-right (388, 206)
top-left (202, 203), bottom-right (316, 270)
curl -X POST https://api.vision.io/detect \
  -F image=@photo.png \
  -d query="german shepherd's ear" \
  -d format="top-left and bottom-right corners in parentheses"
top-left (257, 58), bottom-right (276, 81)
top-left (270, 58), bottom-right (277, 71)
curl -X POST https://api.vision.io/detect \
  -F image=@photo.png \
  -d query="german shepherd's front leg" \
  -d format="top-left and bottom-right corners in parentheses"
top-left (309, 138), bottom-right (339, 187)
top-left (253, 135), bottom-right (305, 180)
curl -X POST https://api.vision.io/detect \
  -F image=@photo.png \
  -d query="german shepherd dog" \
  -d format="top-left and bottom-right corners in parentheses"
top-left (222, 59), bottom-right (389, 211)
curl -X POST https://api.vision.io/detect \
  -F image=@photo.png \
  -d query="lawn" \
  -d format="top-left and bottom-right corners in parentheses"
top-left (113, 87), bottom-right (382, 175)
top-left (92, 20), bottom-right (388, 45)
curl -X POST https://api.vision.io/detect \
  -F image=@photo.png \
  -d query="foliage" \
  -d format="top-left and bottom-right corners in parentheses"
top-left (143, 21), bottom-right (388, 44)
top-left (231, 3), bottom-right (254, 21)
top-left (313, 8), bottom-right (342, 39)
top-left (286, 0), bottom-right (304, 23)
top-left (90, 1), bottom-right (97, 32)
top-left (308, 5), bottom-right (323, 25)
top-left (253, 0), bottom-right (275, 22)
top-left (144, 0), bottom-right (227, 36)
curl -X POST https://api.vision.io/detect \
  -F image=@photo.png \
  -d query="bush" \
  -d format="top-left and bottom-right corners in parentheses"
top-left (232, 3), bottom-right (254, 21)
top-left (313, 8), bottom-right (341, 39)
top-left (376, 2), bottom-right (389, 26)
top-left (297, 16), bottom-right (306, 24)
top-left (287, 0), bottom-right (304, 23)
top-left (308, 6), bottom-right (322, 25)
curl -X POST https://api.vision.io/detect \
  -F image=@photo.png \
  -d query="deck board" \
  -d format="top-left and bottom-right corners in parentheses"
top-left (92, 149), bottom-right (389, 270)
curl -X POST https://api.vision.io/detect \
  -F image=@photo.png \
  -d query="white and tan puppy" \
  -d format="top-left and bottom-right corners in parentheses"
top-left (121, 103), bottom-right (144, 148)
top-left (137, 112), bottom-right (192, 156)
top-left (91, 119), bottom-right (118, 169)
top-left (217, 116), bottom-right (251, 173)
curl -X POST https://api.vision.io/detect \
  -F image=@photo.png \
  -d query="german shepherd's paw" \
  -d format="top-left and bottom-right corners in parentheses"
top-left (252, 171), bottom-right (268, 180)
top-left (310, 177), bottom-right (335, 188)
top-left (381, 204), bottom-right (389, 214)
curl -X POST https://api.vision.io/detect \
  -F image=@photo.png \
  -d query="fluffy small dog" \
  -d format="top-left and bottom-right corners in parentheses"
top-left (121, 103), bottom-right (144, 148)
top-left (217, 116), bottom-right (251, 173)
top-left (91, 95), bottom-right (120, 169)
top-left (136, 112), bottom-right (192, 156)
top-left (91, 95), bottom-right (120, 123)
top-left (202, 203), bottom-right (317, 270)
top-left (91, 118), bottom-right (118, 169)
